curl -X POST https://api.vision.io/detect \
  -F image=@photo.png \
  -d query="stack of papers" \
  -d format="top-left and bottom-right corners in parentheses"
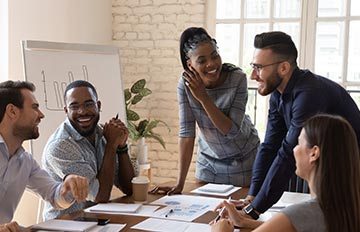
top-left (191, 183), bottom-right (241, 197)
top-left (197, 183), bottom-right (234, 193)
top-left (87, 203), bottom-right (142, 213)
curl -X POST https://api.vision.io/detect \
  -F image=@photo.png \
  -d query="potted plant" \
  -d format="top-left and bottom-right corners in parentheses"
top-left (124, 79), bottom-right (170, 164)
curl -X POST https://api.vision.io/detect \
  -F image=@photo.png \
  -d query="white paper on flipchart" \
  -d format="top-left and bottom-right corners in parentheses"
top-left (85, 204), bottom-right (160, 216)
top-left (131, 218), bottom-right (211, 232)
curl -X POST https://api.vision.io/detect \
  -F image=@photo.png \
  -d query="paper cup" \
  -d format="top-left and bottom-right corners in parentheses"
top-left (132, 176), bottom-right (149, 202)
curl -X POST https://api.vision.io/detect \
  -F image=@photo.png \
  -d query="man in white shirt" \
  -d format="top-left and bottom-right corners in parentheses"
top-left (0, 80), bottom-right (89, 231)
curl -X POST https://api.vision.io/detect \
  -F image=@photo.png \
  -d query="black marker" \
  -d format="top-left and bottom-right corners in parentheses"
top-left (115, 113), bottom-right (118, 119)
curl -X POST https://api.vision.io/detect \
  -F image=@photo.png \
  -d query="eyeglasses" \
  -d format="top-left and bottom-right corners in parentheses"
top-left (67, 101), bottom-right (97, 112)
top-left (250, 61), bottom-right (285, 73)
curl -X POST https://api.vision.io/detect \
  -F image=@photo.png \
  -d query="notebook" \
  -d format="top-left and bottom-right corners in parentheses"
top-left (32, 219), bottom-right (97, 232)
top-left (196, 183), bottom-right (234, 193)
top-left (87, 203), bottom-right (142, 213)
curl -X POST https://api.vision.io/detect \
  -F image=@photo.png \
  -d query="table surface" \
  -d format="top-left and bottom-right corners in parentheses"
top-left (58, 182), bottom-right (252, 232)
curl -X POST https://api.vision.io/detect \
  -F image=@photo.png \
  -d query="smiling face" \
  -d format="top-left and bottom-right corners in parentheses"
top-left (250, 48), bottom-right (284, 96)
top-left (64, 86), bottom-right (100, 137)
top-left (186, 42), bottom-right (223, 88)
top-left (13, 89), bottom-right (45, 140)
top-left (293, 129), bottom-right (314, 181)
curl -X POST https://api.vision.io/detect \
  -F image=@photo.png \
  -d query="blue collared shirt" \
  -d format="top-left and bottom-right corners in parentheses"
top-left (249, 68), bottom-right (360, 213)
top-left (42, 118), bottom-right (121, 220)
top-left (0, 135), bottom-right (64, 223)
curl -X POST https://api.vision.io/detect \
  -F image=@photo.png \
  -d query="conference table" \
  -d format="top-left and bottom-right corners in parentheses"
top-left (58, 182), bottom-right (252, 232)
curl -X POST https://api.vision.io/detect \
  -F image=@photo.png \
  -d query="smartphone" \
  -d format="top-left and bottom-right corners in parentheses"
top-left (74, 217), bottom-right (110, 225)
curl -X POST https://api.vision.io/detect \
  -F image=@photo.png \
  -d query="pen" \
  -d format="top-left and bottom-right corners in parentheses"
top-left (115, 113), bottom-right (118, 119)
top-left (215, 196), bottom-right (232, 222)
top-left (164, 209), bottom-right (174, 217)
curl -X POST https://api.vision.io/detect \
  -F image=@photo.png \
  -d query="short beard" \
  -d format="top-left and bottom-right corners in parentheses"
top-left (259, 72), bottom-right (282, 96)
top-left (13, 125), bottom-right (39, 141)
top-left (69, 114), bottom-right (100, 137)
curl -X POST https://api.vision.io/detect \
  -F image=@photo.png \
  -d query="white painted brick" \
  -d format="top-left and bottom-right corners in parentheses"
top-left (153, 0), bottom-right (180, 4)
top-left (120, 49), bottom-right (136, 56)
top-left (154, 160), bottom-right (178, 169)
top-left (182, 4), bottom-right (204, 14)
top-left (114, 15), bottom-right (126, 22)
top-left (152, 57), bottom-right (178, 65)
top-left (112, 40), bottom-right (129, 48)
top-left (126, 0), bottom-right (140, 7)
top-left (130, 40), bottom-right (154, 48)
top-left (152, 14), bottom-right (164, 23)
top-left (126, 15), bottom-right (139, 24)
top-left (136, 50), bottom-right (149, 56)
top-left (161, 49), bottom-right (175, 56)
top-left (125, 32), bottom-right (138, 40)
top-left (112, 6), bottom-right (133, 15)
top-left (113, 32), bottom-right (125, 40)
top-left (113, 23), bottom-right (132, 31)
top-left (112, 0), bottom-right (206, 184)
top-left (138, 32), bottom-right (151, 39)
top-left (155, 40), bottom-right (179, 48)
top-left (139, 14), bottom-right (151, 23)
top-left (159, 5), bottom-right (183, 14)
top-left (190, 14), bottom-right (204, 23)
top-left (133, 6), bottom-right (156, 15)
top-left (133, 24), bottom-right (157, 32)
top-left (131, 58), bottom-right (152, 64)
top-left (139, 0), bottom-right (153, 6)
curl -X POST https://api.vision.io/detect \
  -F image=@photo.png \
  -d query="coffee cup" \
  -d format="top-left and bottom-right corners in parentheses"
top-left (132, 176), bottom-right (149, 202)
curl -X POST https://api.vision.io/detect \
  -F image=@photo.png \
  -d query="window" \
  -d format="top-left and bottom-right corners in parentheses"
top-left (206, 0), bottom-right (360, 138)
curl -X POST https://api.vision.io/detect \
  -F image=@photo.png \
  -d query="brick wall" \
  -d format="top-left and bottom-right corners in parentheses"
top-left (112, 0), bottom-right (206, 184)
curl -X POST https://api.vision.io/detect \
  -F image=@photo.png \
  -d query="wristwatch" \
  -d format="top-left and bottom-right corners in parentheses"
top-left (243, 204), bottom-right (259, 220)
top-left (116, 144), bottom-right (128, 155)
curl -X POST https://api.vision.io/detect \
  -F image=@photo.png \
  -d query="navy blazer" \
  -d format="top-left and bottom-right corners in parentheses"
top-left (249, 68), bottom-right (360, 213)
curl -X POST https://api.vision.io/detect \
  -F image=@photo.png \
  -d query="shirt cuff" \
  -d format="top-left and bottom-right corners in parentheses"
top-left (54, 183), bottom-right (75, 209)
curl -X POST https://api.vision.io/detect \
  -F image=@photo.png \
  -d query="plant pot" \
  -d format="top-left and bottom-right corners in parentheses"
top-left (136, 137), bottom-right (148, 165)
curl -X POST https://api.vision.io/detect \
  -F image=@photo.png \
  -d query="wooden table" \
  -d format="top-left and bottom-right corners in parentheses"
top-left (59, 182), bottom-right (251, 232)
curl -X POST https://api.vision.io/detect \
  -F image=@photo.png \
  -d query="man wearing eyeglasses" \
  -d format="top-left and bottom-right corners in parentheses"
top-left (238, 31), bottom-right (360, 219)
top-left (42, 80), bottom-right (134, 220)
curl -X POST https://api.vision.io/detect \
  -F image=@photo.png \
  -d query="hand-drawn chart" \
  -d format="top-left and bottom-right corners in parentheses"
top-left (22, 40), bottom-right (126, 162)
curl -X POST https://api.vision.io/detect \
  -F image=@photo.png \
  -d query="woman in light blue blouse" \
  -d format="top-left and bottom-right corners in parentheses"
top-left (151, 27), bottom-right (259, 195)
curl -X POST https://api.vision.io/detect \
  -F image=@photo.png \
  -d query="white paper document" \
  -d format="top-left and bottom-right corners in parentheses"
top-left (32, 219), bottom-right (98, 232)
top-left (191, 183), bottom-right (241, 197)
top-left (150, 195), bottom-right (223, 222)
top-left (131, 218), bottom-right (211, 232)
top-left (269, 191), bottom-right (311, 211)
top-left (86, 203), bottom-right (142, 213)
top-left (88, 224), bottom-right (126, 232)
top-left (85, 204), bottom-right (159, 216)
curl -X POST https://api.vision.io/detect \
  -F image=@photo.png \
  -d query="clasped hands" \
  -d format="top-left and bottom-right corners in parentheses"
top-left (103, 117), bottom-right (128, 150)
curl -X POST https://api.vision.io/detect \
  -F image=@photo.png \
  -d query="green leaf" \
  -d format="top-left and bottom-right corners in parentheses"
top-left (131, 79), bottom-right (146, 93)
top-left (126, 109), bottom-right (140, 121)
top-left (145, 132), bottom-right (166, 149)
top-left (137, 119), bottom-right (149, 136)
top-left (124, 88), bottom-right (131, 101)
top-left (127, 121), bottom-right (141, 141)
top-left (139, 88), bottom-right (152, 97)
top-left (131, 94), bottom-right (143, 105)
